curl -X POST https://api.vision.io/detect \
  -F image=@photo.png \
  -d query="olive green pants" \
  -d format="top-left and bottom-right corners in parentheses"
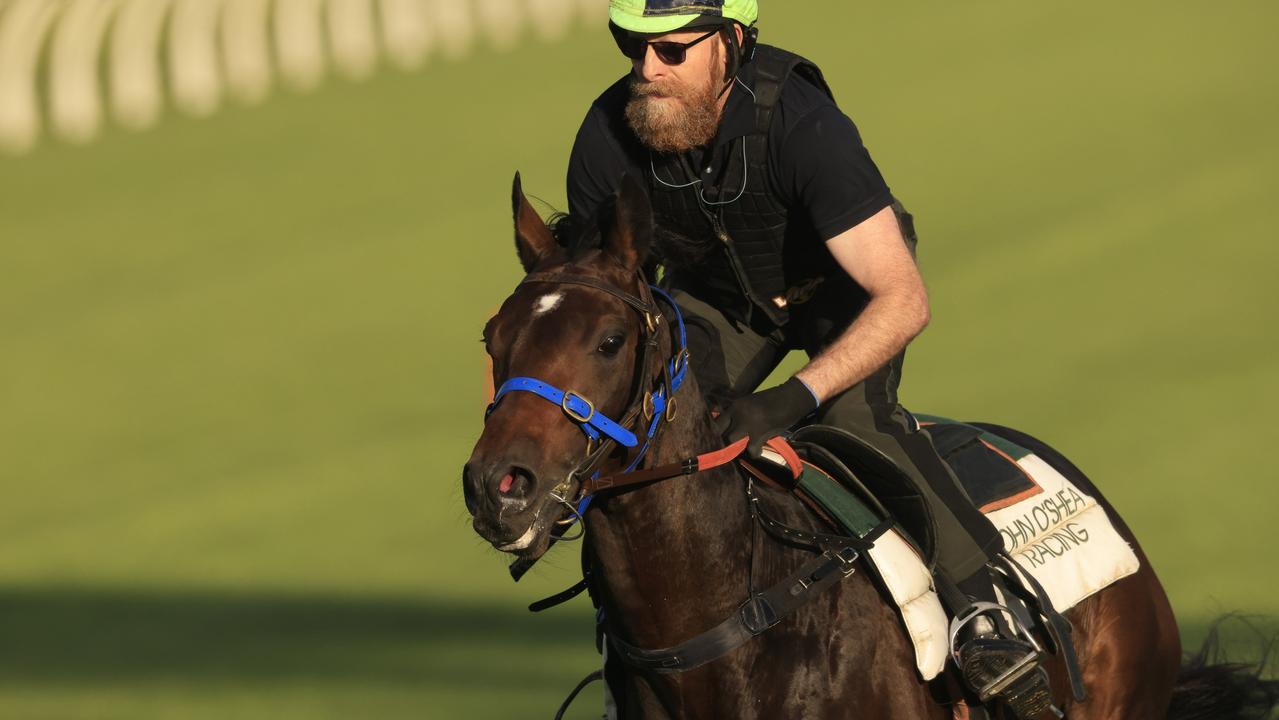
top-left (671, 288), bottom-right (1002, 582)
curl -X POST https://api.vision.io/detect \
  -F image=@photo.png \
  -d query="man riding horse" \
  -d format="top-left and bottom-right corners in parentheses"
top-left (565, 0), bottom-right (1044, 710)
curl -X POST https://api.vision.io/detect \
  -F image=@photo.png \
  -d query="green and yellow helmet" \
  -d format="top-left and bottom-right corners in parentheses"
top-left (608, 0), bottom-right (758, 35)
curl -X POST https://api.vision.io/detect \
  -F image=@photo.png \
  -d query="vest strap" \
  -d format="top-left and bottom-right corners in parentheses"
top-left (648, 45), bottom-right (840, 328)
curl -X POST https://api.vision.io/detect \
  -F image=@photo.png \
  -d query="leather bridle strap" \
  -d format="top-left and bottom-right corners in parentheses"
top-left (528, 576), bottom-right (591, 613)
top-left (521, 271), bottom-right (659, 316)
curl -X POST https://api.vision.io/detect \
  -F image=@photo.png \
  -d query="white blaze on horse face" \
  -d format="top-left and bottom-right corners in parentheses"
top-left (533, 292), bottom-right (564, 316)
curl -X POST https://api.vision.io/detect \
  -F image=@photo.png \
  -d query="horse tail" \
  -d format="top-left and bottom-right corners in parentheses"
top-left (1167, 619), bottom-right (1279, 720)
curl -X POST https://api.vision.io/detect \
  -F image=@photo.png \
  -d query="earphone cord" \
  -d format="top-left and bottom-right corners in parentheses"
top-left (649, 77), bottom-right (755, 206)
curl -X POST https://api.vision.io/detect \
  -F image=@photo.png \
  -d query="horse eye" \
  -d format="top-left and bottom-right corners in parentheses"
top-left (597, 335), bottom-right (625, 356)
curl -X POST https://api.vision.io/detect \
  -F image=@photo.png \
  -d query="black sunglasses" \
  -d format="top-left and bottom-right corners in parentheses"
top-left (610, 23), bottom-right (722, 66)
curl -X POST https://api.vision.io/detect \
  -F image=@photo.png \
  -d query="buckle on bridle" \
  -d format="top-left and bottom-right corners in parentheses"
top-left (561, 390), bottom-right (595, 423)
top-left (645, 311), bottom-right (661, 335)
top-left (672, 348), bottom-right (688, 373)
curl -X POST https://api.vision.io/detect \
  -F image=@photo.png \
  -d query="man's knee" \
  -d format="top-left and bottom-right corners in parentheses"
top-left (810, 391), bottom-right (1002, 574)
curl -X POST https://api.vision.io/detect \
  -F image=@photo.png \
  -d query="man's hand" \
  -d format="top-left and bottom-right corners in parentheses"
top-left (712, 377), bottom-right (819, 458)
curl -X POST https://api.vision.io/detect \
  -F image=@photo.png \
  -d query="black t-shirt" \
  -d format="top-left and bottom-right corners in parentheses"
top-left (566, 53), bottom-right (893, 244)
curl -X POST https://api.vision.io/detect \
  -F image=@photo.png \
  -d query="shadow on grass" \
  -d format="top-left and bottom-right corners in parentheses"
top-left (0, 585), bottom-right (600, 692)
top-left (1, 586), bottom-right (1271, 695)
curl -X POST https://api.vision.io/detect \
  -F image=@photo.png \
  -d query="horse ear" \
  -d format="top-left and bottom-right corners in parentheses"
top-left (606, 173), bottom-right (653, 272)
top-left (512, 172), bottom-right (557, 272)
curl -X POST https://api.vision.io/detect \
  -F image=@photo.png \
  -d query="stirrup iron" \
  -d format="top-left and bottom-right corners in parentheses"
top-left (949, 602), bottom-right (1058, 718)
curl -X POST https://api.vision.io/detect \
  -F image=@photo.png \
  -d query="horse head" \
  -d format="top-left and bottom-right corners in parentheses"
top-left (463, 172), bottom-right (664, 559)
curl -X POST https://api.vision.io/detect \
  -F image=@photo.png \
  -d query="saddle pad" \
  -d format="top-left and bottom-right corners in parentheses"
top-left (889, 446), bottom-right (1139, 679)
top-left (982, 452), bottom-right (1141, 610)
top-left (920, 418), bottom-right (1043, 512)
top-left (775, 430), bottom-right (1142, 682)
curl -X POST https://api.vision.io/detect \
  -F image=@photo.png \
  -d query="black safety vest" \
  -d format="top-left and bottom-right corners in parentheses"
top-left (648, 46), bottom-right (916, 328)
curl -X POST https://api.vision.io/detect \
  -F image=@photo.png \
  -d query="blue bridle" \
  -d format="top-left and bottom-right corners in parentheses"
top-left (485, 274), bottom-right (689, 515)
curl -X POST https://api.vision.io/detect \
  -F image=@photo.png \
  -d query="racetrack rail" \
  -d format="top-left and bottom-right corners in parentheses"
top-left (0, 0), bottom-right (604, 154)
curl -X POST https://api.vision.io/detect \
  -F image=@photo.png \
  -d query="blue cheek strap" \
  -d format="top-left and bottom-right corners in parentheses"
top-left (652, 286), bottom-right (689, 396)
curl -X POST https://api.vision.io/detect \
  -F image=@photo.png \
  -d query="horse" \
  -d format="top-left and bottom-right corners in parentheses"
top-left (462, 173), bottom-right (1278, 719)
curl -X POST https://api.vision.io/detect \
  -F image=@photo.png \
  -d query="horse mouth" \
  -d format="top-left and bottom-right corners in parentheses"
top-left (489, 494), bottom-right (562, 558)
top-left (470, 465), bottom-right (580, 559)
top-left (496, 510), bottom-right (546, 553)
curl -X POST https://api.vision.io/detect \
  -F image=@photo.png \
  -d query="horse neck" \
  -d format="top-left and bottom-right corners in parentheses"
top-left (585, 368), bottom-right (754, 649)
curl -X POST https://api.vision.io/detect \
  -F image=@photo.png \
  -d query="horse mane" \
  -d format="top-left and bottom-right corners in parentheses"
top-left (547, 195), bottom-right (719, 271)
top-left (547, 207), bottom-right (605, 262)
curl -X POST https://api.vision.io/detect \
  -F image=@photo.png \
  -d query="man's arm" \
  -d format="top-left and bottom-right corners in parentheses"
top-left (714, 100), bottom-right (918, 454)
top-left (774, 103), bottom-right (923, 401)
top-left (794, 205), bottom-right (930, 402)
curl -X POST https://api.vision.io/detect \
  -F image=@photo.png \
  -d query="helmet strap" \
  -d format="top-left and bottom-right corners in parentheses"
top-left (717, 22), bottom-right (757, 98)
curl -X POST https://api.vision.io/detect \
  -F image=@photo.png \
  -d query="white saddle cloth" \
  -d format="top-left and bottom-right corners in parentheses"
top-left (863, 452), bottom-right (1141, 680)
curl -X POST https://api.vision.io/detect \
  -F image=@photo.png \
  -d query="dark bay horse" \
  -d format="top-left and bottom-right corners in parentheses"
top-left (463, 174), bottom-right (1277, 719)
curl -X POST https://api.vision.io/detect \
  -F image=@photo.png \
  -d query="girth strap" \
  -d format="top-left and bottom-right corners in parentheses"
top-left (607, 544), bottom-right (862, 674)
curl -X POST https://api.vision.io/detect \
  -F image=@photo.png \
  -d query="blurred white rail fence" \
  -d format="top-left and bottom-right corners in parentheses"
top-left (0, 0), bottom-right (605, 154)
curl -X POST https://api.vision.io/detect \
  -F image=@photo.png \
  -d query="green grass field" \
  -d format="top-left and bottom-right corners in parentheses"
top-left (1, 2), bottom-right (1276, 717)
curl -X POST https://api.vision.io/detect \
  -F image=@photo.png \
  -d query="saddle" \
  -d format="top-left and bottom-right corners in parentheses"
top-left (752, 419), bottom-right (1138, 703)
top-left (787, 417), bottom-right (1076, 565)
top-left (786, 422), bottom-right (938, 563)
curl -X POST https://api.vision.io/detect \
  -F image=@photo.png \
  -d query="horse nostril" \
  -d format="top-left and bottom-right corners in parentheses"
top-left (498, 471), bottom-right (516, 494)
top-left (462, 464), bottom-right (480, 515)
top-left (499, 467), bottom-right (535, 499)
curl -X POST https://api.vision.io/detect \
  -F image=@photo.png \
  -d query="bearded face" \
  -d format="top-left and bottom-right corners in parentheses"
top-left (625, 41), bottom-right (725, 154)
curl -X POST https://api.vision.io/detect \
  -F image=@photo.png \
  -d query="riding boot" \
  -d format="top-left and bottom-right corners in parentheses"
top-left (942, 571), bottom-right (1057, 719)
